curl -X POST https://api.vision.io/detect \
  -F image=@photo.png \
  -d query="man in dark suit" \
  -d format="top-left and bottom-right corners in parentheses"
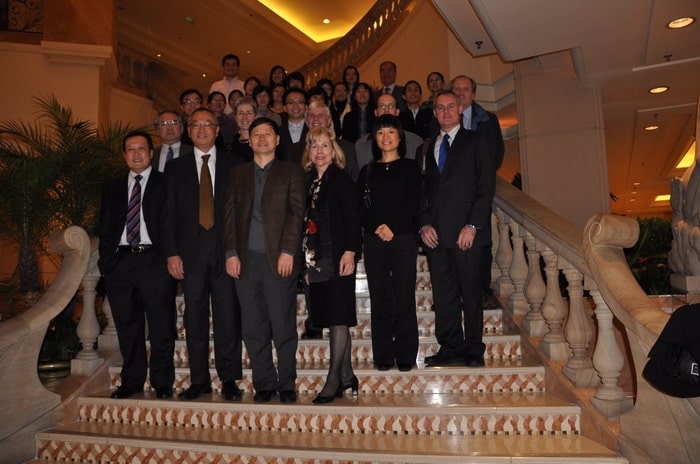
top-left (374, 61), bottom-right (406, 112)
top-left (418, 90), bottom-right (496, 368)
top-left (98, 130), bottom-right (178, 399)
top-left (152, 110), bottom-right (193, 173)
top-left (277, 88), bottom-right (309, 164)
top-left (165, 108), bottom-right (244, 401)
top-left (223, 117), bottom-right (306, 404)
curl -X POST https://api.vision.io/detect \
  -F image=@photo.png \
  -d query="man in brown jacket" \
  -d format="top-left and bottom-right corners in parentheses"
top-left (222, 117), bottom-right (306, 403)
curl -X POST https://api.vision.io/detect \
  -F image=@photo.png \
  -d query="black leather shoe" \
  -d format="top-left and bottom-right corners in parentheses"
top-left (424, 352), bottom-right (463, 367)
top-left (397, 363), bottom-right (414, 372)
top-left (465, 355), bottom-right (486, 367)
top-left (154, 387), bottom-right (173, 399)
top-left (376, 363), bottom-right (393, 371)
top-left (300, 331), bottom-right (323, 340)
top-left (110, 385), bottom-right (141, 399)
top-left (253, 390), bottom-right (276, 403)
top-left (222, 380), bottom-right (243, 401)
top-left (178, 383), bottom-right (212, 400)
top-left (279, 390), bottom-right (297, 403)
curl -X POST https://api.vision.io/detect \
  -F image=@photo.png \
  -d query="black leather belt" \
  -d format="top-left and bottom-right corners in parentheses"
top-left (118, 244), bottom-right (153, 253)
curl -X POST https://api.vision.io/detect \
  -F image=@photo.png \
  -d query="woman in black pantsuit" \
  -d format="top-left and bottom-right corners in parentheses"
top-left (357, 114), bottom-right (422, 372)
top-left (302, 126), bottom-right (362, 403)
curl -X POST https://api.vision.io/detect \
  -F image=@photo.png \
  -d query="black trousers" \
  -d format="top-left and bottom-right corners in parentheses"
top-left (104, 249), bottom-right (177, 390)
top-left (364, 233), bottom-right (419, 366)
top-left (181, 228), bottom-right (242, 385)
top-left (426, 244), bottom-right (486, 358)
top-left (235, 251), bottom-right (298, 392)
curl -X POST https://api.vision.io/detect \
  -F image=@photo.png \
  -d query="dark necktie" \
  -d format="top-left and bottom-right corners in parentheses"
top-left (199, 154), bottom-right (214, 229)
top-left (384, 87), bottom-right (391, 94)
top-left (165, 145), bottom-right (174, 163)
top-left (126, 174), bottom-right (142, 246)
top-left (438, 134), bottom-right (450, 173)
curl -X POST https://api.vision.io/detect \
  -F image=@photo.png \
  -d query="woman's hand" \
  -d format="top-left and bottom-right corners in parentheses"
top-left (339, 251), bottom-right (356, 276)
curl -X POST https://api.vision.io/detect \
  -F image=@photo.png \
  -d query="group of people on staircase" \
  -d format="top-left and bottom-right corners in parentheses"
top-left (98, 53), bottom-right (504, 405)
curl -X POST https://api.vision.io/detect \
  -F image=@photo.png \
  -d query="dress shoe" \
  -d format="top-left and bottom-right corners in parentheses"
top-left (253, 390), bottom-right (276, 403)
top-left (375, 363), bottom-right (392, 371)
top-left (110, 385), bottom-right (141, 399)
top-left (397, 363), bottom-right (414, 372)
top-left (178, 383), bottom-right (212, 400)
top-left (279, 390), bottom-right (297, 403)
top-left (465, 355), bottom-right (486, 367)
top-left (300, 331), bottom-right (323, 340)
top-left (424, 352), bottom-right (463, 367)
top-left (221, 380), bottom-right (243, 401)
top-left (336, 375), bottom-right (359, 398)
top-left (154, 386), bottom-right (173, 399)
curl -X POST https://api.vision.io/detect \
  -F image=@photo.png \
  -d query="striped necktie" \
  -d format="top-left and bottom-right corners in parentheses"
top-left (126, 174), bottom-right (142, 246)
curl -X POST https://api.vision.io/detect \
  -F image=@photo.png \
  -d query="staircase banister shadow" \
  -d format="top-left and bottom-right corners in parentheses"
top-left (0, 225), bottom-right (91, 441)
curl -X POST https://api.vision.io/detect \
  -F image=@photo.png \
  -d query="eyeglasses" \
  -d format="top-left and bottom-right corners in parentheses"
top-left (157, 120), bottom-right (181, 126)
top-left (377, 103), bottom-right (396, 110)
top-left (286, 99), bottom-right (306, 105)
top-left (190, 122), bottom-right (218, 130)
top-left (183, 98), bottom-right (202, 105)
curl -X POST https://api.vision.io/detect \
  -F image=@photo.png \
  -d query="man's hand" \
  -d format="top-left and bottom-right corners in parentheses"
top-left (375, 224), bottom-right (394, 242)
top-left (226, 256), bottom-right (242, 279)
top-left (167, 256), bottom-right (185, 280)
top-left (457, 225), bottom-right (477, 250)
top-left (339, 251), bottom-right (356, 276)
top-left (420, 225), bottom-right (439, 249)
top-left (277, 253), bottom-right (294, 278)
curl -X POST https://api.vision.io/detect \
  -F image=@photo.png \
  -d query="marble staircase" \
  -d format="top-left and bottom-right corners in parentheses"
top-left (34, 256), bottom-right (627, 463)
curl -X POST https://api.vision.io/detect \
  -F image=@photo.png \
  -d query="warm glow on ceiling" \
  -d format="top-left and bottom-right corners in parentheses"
top-left (256, 0), bottom-right (370, 42)
top-left (667, 17), bottom-right (695, 29)
top-left (676, 141), bottom-right (696, 169)
top-left (648, 86), bottom-right (669, 94)
top-left (655, 194), bottom-right (671, 202)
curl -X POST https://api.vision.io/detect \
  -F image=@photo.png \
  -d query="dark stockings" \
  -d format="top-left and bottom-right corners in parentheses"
top-left (318, 325), bottom-right (354, 397)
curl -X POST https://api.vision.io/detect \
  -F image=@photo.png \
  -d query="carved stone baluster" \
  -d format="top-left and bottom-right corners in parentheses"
top-left (539, 249), bottom-right (569, 359)
top-left (523, 233), bottom-right (546, 336)
top-left (494, 209), bottom-right (514, 297)
top-left (507, 222), bottom-right (529, 314)
top-left (588, 285), bottom-right (633, 420)
top-left (98, 296), bottom-right (119, 352)
top-left (490, 213), bottom-right (501, 285)
top-left (71, 273), bottom-right (103, 376)
top-left (562, 266), bottom-right (598, 387)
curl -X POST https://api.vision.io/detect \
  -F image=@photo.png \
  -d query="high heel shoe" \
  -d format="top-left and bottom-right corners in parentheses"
top-left (313, 384), bottom-right (342, 404)
top-left (336, 375), bottom-right (359, 398)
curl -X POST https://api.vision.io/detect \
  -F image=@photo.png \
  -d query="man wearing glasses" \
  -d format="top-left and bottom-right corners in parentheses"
top-left (179, 89), bottom-right (204, 146)
top-left (153, 110), bottom-right (192, 173)
top-left (165, 108), bottom-right (244, 401)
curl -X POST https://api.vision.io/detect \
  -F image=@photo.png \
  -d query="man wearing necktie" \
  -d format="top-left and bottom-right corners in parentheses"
top-left (417, 90), bottom-right (496, 368)
top-left (152, 110), bottom-right (193, 173)
top-left (98, 131), bottom-right (178, 399)
top-left (165, 108), bottom-right (244, 401)
top-left (374, 61), bottom-right (406, 112)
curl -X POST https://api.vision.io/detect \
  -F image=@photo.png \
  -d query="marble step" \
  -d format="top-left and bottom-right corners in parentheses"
top-left (36, 420), bottom-right (626, 463)
top-left (75, 390), bottom-right (581, 435)
top-left (109, 360), bottom-right (546, 395)
top-left (144, 333), bottom-right (523, 368)
top-left (175, 308), bottom-right (505, 344)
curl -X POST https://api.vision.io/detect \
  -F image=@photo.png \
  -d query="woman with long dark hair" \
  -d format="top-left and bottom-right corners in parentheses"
top-left (301, 126), bottom-right (361, 404)
top-left (341, 82), bottom-right (375, 144)
top-left (357, 114), bottom-right (421, 371)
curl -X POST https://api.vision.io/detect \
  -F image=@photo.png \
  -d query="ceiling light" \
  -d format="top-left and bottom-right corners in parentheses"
top-left (648, 86), bottom-right (669, 94)
top-left (655, 194), bottom-right (671, 202)
top-left (202, 73), bottom-right (207, 78)
top-left (630, 198), bottom-right (636, 202)
top-left (633, 182), bottom-right (640, 186)
top-left (676, 141), bottom-right (696, 169)
top-left (667, 17), bottom-right (695, 29)
top-left (644, 125), bottom-right (660, 131)
top-left (184, 16), bottom-right (194, 24)
top-left (156, 53), bottom-right (162, 58)
top-left (322, 18), bottom-right (330, 24)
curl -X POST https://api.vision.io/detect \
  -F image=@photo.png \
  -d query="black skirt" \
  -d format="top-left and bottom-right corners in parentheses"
top-left (308, 274), bottom-right (357, 327)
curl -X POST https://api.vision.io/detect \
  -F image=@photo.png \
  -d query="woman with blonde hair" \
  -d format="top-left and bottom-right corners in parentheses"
top-left (301, 126), bottom-right (361, 403)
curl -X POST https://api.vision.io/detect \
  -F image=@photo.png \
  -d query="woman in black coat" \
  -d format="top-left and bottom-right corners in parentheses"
top-left (302, 126), bottom-right (362, 403)
top-left (341, 82), bottom-right (375, 144)
top-left (357, 114), bottom-right (422, 372)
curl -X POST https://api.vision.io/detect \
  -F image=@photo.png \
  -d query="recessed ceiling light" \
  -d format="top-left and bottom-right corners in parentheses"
top-left (630, 198), bottom-right (636, 202)
top-left (648, 86), bottom-right (669, 94)
top-left (631, 191), bottom-right (637, 195)
top-left (644, 125), bottom-right (660, 131)
top-left (202, 73), bottom-right (207, 78)
top-left (655, 194), bottom-right (671, 202)
top-left (184, 15), bottom-right (194, 24)
top-left (633, 182), bottom-right (641, 186)
top-left (322, 18), bottom-right (330, 24)
top-left (667, 17), bottom-right (695, 29)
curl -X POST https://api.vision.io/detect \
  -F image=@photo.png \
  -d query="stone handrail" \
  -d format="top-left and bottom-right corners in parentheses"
top-left (297, 0), bottom-right (417, 83)
top-left (492, 176), bottom-right (699, 463)
top-left (0, 226), bottom-right (91, 441)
